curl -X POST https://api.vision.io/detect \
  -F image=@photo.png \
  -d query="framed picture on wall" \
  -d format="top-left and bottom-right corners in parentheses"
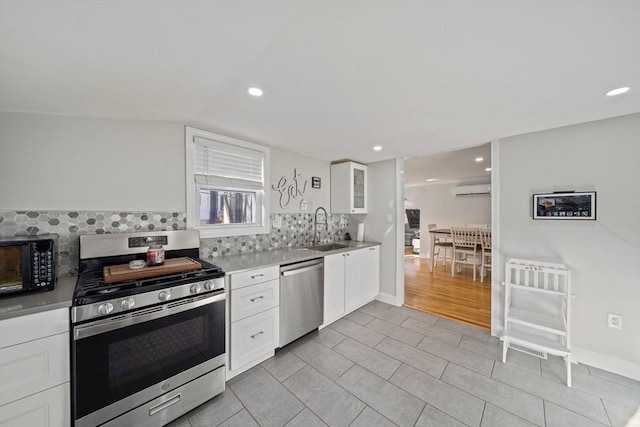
top-left (532, 191), bottom-right (596, 220)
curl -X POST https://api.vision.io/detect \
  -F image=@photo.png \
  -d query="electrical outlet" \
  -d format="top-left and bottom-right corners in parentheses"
top-left (272, 215), bottom-right (282, 229)
top-left (607, 313), bottom-right (623, 330)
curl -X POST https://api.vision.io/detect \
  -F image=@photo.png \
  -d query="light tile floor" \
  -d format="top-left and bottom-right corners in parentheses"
top-left (170, 301), bottom-right (640, 427)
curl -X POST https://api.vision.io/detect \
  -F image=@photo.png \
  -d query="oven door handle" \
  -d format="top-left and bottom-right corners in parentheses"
top-left (73, 292), bottom-right (226, 340)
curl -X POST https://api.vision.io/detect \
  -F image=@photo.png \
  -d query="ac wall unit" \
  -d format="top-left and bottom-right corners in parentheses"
top-left (454, 184), bottom-right (491, 196)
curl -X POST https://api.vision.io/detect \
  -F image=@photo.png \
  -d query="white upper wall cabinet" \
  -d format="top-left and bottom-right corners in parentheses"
top-left (330, 162), bottom-right (367, 214)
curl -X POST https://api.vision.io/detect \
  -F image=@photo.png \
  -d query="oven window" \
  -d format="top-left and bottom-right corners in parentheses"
top-left (73, 299), bottom-right (225, 420)
top-left (0, 247), bottom-right (23, 290)
top-left (108, 317), bottom-right (207, 389)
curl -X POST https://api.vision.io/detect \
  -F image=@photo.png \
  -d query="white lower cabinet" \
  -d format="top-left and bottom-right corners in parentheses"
top-left (0, 383), bottom-right (70, 427)
top-left (230, 279), bottom-right (279, 322)
top-left (323, 252), bottom-right (346, 325)
top-left (361, 246), bottom-right (380, 302)
top-left (228, 267), bottom-right (280, 379)
top-left (344, 250), bottom-right (364, 313)
top-left (0, 332), bottom-right (69, 406)
top-left (322, 246), bottom-right (380, 327)
top-left (230, 307), bottom-right (279, 371)
top-left (0, 308), bottom-right (70, 427)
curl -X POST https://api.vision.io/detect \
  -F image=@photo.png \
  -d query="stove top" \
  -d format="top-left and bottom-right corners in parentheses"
top-left (73, 258), bottom-right (224, 305)
top-left (71, 230), bottom-right (226, 323)
top-left (71, 257), bottom-right (225, 323)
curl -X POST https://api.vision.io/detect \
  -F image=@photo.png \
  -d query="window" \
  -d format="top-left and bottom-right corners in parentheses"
top-left (185, 126), bottom-right (270, 238)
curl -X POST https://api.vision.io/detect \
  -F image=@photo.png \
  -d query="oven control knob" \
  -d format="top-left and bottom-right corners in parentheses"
top-left (120, 298), bottom-right (135, 310)
top-left (190, 284), bottom-right (202, 294)
top-left (97, 302), bottom-right (114, 316)
top-left (158, 290), bottom-right (171, 301)
top-left (204, 280), bottom-right (215, 291)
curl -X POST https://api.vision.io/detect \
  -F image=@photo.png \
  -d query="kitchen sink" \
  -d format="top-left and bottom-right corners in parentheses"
top-left (305, 243), bottom-right (351, 252)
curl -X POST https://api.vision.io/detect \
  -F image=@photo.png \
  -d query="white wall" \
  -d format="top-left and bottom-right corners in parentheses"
top-left (404, 183), bottom-right (491, 256)
top-left (494, 113), bottom-right (640, 377)
top-left (270, 148), bottom-right (330, 214)
top-left (0, 113), bottom-right (331, 215)
top-left (0, 112), bottom-right (185, 211)
top-left (362, 159), bottom-right (403, 304)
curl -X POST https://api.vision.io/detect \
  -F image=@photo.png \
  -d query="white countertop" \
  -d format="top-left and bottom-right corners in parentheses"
top-left (210, 240), bottom-right (380, 275)
top-left (0, 275), bottom-right (76, 321)
top-left (0, 240), bottom-right (380, 320)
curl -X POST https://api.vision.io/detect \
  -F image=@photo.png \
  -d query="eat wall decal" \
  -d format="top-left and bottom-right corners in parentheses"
top-left (272, 168), bottom-right (308, 208)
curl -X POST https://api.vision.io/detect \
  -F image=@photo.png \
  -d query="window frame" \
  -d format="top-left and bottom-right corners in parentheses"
top-left (185, 126), bottom-right (270, 238)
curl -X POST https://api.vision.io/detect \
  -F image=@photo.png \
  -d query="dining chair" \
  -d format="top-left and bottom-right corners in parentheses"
top-left (428, 224), bottom-right (452, 271)
top-left (465, 223), bottom-right (489, 228)
top-left (479, 228), bottom-right (492, 282)
top-left (450, 227), bottom-right (481, 281)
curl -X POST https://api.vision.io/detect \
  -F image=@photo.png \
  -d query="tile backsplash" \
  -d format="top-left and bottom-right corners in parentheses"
top-left (0, 210), bottom-right (348, 276)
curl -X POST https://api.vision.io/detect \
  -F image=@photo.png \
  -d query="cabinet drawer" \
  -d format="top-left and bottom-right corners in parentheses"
top-left (231, 279), bottom-right (279, 322)
top-left (230, 307), bottom-right (279, 370)
top-left (0, 382), bottom-right (70, 427)
top-left (0, 308), bottom-right (69, 349)
top-left (230, 266), bottom-right (279, 290)
top-left (0, 332), bottom-right (70, 406)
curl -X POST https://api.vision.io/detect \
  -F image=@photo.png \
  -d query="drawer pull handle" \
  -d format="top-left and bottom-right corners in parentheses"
top-left (250, 296), bottom-right (265, 303)
top-left (251, 274), bottom-right (265, 279)
top-left (149, 394), bottom-right (181, 416)
top-left (251, 331), bottom-right (264, 339)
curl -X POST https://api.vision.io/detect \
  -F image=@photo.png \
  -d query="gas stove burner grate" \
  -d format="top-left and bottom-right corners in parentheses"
top-left (73, 257), bottom-right (225, 306)
top-left (97, 286), bottom-right (122, 294)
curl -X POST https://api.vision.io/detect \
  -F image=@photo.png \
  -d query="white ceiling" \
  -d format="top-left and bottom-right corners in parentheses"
top-left (1, 1), bottom-right (638, 164)
top-left (404, 142), bottom-right (491, 187)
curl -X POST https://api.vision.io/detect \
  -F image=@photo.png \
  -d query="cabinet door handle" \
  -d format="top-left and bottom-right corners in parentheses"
top-left (251, 274), bottom-right (264, 279)
top-left (250, 296), bottom-right (265, 303)
top-left (251, 331), bottom-right (264, 339)
top-left (369, 247), bottom-right (375, 251)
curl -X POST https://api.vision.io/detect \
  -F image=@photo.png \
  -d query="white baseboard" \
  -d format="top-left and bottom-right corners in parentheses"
top-left (573, 346), bottom-right (640, 381)
top-left (376, 292), bottom-right (403, 306)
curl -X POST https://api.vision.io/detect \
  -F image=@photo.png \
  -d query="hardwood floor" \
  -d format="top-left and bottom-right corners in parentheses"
top-left (404, 247), bottom-right (491, 330)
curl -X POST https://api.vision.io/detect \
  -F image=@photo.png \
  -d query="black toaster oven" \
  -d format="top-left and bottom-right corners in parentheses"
top-left (0, 234), bottom-right (58, 297)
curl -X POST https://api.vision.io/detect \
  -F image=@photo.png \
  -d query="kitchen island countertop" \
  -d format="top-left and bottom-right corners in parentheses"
top-left (211, 240), bottom-right (380, 275)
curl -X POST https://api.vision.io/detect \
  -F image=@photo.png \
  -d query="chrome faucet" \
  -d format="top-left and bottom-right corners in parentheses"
top-left (313, 207), bottom-right (328, 244)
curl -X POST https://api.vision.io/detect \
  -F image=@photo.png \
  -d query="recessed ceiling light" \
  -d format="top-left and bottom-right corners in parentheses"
top-left (373, 146), bottom-right (382, 151)
top-left (475, 157), bottom-right (483, 162)
top-left (425, 178), bottom-right (440, 182)
top-left (485, 167), bottom-right (492, 172)
top-left (606, 86), bottom-right (630, 96)
top-left (247, 87), bottom-right (263, 97)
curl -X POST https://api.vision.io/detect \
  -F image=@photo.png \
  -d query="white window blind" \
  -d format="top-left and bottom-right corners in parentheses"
top-left (194, 136), bottom-right (264, 190)
top-left (186, 126), bottom-right (270, 237)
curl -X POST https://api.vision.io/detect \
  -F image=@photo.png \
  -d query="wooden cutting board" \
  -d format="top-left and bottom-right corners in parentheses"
top-left (103, 257), bottom-right (202, 284)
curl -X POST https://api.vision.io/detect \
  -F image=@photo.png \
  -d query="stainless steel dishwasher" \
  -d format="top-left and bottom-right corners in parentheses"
top-left (279, 258), bottom-right (324, 347)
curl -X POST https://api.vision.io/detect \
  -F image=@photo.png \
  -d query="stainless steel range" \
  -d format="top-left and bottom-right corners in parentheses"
top-left (71, 230), bottom-right (226, 427)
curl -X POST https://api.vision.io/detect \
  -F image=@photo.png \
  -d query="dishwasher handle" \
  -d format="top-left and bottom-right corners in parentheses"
top-left (281, 259), bottom-right (324, 277)
top-left (281, 263), bottom-right (323, 277)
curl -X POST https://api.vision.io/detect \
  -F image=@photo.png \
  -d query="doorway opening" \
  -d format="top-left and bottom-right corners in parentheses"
top-left (402, 143), bottom-right (492, 330)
